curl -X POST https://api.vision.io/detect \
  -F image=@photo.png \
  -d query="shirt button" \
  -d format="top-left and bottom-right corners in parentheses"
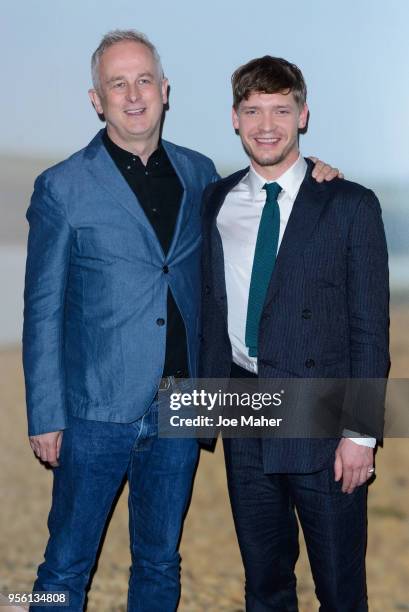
top-left (305, 359), bottom-right (315, 368)
top-left (302, 309), bottom-right (312, 319)
top-left (145, 171), bottom-right (149, 176)
top-left (156, 318), bottom-right (165, 326)
top-left (163, 265), bottom-right (169, 273)
top-left (152, 207), bottom-right (158, 213)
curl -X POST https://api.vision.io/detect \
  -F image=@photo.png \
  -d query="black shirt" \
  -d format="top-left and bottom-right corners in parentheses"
top-left (103, 131), bottom-right (189, 377)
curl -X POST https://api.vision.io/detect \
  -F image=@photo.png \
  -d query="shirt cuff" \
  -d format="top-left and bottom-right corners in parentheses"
top-left (343, 429), bottom-right (376, 448)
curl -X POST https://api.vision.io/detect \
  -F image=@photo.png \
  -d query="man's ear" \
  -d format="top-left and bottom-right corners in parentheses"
top-left (88, 88), bottom-right (104, 115)
top-left (298, 103), bottom-right (309, 130)
top-left (232, 106), bottom-right (240, 131)
top-left (161, 78), bottom-right (169, 105)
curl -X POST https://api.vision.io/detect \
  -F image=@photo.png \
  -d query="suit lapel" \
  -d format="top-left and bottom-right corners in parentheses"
top-left (265, 164), bottom-right (329, 305)
top-left (206, 169), bottom-right (248, 314)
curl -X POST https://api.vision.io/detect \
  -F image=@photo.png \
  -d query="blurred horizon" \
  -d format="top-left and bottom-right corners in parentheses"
top-left (1, 151), bottom-right (408, 347)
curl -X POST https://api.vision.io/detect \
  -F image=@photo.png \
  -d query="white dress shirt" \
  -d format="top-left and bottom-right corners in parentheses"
top-left (217, 155), bottom-right (375, 448)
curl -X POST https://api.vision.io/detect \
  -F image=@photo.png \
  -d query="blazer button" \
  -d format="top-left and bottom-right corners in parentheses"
top-left (205, 285), bottom-right (211, 295)
top-left (302, 309), bottom-right (312, 319)
top-left (305, 359), bottom-right (315, 368)
top-left (163, 265), bottom-right (169, 274)
top-left (156, 318), bottom-right (165, 326)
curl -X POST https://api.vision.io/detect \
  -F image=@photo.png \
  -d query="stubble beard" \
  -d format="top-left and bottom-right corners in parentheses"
top-left (243, 135), bottom-right (298, 170)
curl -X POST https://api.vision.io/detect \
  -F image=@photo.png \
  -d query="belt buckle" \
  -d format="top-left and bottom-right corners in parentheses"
top-left (159, 377), bottom-right (172, 391)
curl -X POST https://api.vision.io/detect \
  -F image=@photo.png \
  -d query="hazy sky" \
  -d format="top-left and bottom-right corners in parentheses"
top-left (3, 0), bottom-right (409, 182)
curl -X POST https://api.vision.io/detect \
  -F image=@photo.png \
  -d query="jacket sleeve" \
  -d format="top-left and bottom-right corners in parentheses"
top-left (23, 174), bottom-right (72, 436)
top-left (347, 189), bottom-right (390, 378)
top-left (342, 189), bottom-right (390, 439)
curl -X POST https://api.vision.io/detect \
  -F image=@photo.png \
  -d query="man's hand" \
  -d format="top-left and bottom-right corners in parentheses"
top-left (309, 156), bottom-right (344, 183)
top-left (334, 438), bottom-right (374, 494)
top-left (29, 431), bottom-right (63, 467)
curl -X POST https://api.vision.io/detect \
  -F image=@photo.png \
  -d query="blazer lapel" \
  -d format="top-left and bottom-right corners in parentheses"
top-left (84, 131), bottom-right (161, 248)
top-left (161, 141), bottom-right (191, 260)
top-left (265, 164), bottom-right (329, 305)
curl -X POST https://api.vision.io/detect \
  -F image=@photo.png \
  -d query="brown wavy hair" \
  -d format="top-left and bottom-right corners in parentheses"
top-left (232, 56), bottom-right (307, 110)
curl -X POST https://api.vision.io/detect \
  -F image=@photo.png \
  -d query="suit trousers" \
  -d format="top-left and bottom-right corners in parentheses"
top-left (30, 384), bottom-right (199, 612)
top-left (223, 437), bottom-right (368, 612)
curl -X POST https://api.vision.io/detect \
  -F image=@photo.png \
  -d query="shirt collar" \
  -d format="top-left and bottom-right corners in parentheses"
top-left (246, 155), bottom-right (308, 200)
top-left (102, 129), bottom-right (163, 167)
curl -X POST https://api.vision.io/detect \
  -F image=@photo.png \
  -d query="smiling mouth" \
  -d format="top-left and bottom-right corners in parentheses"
top-left (254, 137), bottom-right (281, 145)
top-left (124, 108), bottom-right (146, 116)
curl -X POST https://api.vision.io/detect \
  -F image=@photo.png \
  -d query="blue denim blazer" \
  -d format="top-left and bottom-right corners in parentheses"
top-left (23, 130), bottom-right (218, 435)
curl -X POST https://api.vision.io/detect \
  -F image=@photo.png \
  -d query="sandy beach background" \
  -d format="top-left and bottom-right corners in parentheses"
top-left (0, 314), bottom-right (408, 611)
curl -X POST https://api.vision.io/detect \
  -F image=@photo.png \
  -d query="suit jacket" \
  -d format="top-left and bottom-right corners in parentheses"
top-left (200, 159), bottom-right (390, 473)
top-left (23, 130), bottom-right (218, 436)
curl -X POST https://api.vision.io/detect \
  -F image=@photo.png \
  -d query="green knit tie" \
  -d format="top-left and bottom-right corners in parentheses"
top-left (245, 182), bottom-right (282, 357)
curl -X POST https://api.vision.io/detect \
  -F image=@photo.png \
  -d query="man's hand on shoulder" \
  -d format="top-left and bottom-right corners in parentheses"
top-left (309, 156), bottom-right (344, 182)
top-left (334, 438), bottom-right (374, 494)
top-left (29, 431), bottom-right (63, 467)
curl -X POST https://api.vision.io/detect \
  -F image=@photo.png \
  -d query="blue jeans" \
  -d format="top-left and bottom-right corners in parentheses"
top-left (31, 388), bottom-right (199, 611)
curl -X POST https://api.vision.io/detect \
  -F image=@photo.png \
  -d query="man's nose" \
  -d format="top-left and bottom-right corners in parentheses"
top-left (126, 84), bottom-right (141, 102)
top-left (259, 113), bottom-right (276, 132)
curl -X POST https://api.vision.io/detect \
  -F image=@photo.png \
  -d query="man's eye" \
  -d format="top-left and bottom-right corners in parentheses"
top-left (139, 78), bottom-right (151, 85)
top-left (244, 110), bottom-right (257, 115)
top-left (114, 82), bottom-right (125, 88)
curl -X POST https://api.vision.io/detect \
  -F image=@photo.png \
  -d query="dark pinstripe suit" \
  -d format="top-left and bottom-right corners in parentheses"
top-left (200, 159), bottom-right (389, 610)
